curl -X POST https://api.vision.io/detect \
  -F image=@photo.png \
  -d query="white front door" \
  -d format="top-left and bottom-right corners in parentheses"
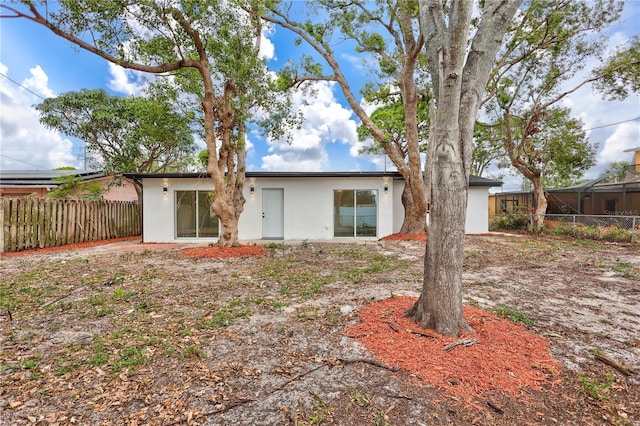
top-left (262, 188), bottom-right (284, 239)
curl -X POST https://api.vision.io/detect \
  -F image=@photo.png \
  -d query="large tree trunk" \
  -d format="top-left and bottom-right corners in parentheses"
top-left (397, 33), bottom-right (429, 235)
top-left (406, 0), bottom-right (521, 336)
top-left (405, 144), bottom-right (471, 335)
top-left (202, 76), bottom-right (246, 247)
top-left (531, 175), bottom-right (547, 230)
top-left (399, 184), bottom-right (427, 234)
top-left (213, 196), bottom-right (241, 246)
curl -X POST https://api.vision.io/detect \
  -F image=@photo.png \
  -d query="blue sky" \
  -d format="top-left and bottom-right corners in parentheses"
top-left (1, 2), bottom-right (639, 191)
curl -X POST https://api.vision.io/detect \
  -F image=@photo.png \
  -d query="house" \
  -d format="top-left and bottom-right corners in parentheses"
top-left (492, 148), bottom-right (640, 217)
top-left (126, 171), bottom-right (501, 243)
top-left (0, 170), bottom-right (137, 201)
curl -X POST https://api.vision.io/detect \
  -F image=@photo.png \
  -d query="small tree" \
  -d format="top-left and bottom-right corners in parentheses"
top-left (500, 107), bottom-right (595, 225)
top-left (599, 161), bottom-right (632, 183)
top-left (47, 170), bottom-right (105, 200)
top-left (471, 123), bottom-right (510, 178)
top-left (36, 88), bottom-right (196, 204)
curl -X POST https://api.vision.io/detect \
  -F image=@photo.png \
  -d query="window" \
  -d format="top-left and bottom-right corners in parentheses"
top-left (334, 190), bottom-right (378, 237)
top-left (175, 191), bottom-right (219, 238)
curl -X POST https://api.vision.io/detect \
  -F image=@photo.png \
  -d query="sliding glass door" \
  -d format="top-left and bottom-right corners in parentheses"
top-left (175, 191), bottom-right (219, 238)
top-left (333, 190), bottom-right (378, 237)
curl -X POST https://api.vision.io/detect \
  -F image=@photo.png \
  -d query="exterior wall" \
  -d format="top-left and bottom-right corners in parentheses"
top-left (244, 176), bottom-right (394, 240)
top-left (545, 190), bottom-right (640, 216)
top-left (492, 192), bottom-right (534, 213)
top-left (101, 177), bottom-right (138, 201)
top-left (142, 176), bottom-right (396, 243)
top-left (466, 187), bottom-right (490, 234)
top-left (488, 194), bottom-right (497, 217)
top-left (626, 192), bottom-right (640, 215)
top-left (388, 181), bottom-right (488, 234)
top-left (0, 188), bottom-right (49, 198)
top-left (141, 176), bottom-right (492, 243)
top-left (391, 180), bottom-right (405, 233)
top-left (0, 177), bottom-right (137, 201)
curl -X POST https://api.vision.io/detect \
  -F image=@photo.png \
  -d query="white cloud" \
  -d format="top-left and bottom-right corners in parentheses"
top-left (22, 65), bottom-right (55, 98)
top-left (555, 21), bottom-right (640, 178)
top-left (262, 151), bottom-right (329, 171)
top-left (598, 122), bottom-right (640, 165)
top-left (259, 25), bottom-right (276, 60)
top-left (0, 63), bottom-right (77, 170)
top-left (107, 63), bottom-right (150, 96)
top-left (261, 81), bottom-right (359, 171)
top-left (560, 86), bottom-right (640, 178)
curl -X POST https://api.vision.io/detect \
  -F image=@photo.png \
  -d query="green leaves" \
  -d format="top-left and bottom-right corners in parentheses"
top-left (48, 174), bottom-right (105, 200)
top-left (35, 88), bottom-right (196, 174)
top-left (594, 36), bottom-right (640, 100)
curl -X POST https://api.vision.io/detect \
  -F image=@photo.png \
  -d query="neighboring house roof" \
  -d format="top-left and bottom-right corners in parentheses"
top-left (0, 170), bottom-right (106, 189)
top-left (496, 176), bottom-right (640, 196)
top-left (125, 171), bottom-right (502, 187)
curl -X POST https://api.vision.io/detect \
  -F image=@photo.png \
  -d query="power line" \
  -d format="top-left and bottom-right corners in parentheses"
top-left (0, 71), bottom-right (49, 100)
top-left (584, 116), bottom-right (640, 131)
top-left (0, 154), bottom-right (48, 169)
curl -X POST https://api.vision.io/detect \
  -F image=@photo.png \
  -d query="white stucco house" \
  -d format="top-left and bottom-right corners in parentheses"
top-left (125, 171), bottom-right (500, 243)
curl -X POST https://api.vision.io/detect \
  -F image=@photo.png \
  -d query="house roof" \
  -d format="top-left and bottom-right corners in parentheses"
top-left (124, 171), bottom-right (502, 187)
top-left (0, 170), bottom-right (106, 188)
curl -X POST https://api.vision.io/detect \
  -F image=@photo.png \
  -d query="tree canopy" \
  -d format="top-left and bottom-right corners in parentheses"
top-left (36, 88), bottom-right (196, 176)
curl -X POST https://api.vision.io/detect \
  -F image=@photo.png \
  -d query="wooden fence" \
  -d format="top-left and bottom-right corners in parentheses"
top-left (0, 197), bottom-right (140, 252)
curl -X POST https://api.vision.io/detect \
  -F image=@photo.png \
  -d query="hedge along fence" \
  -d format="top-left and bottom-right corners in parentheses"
top-left (0, 197), bottom-right (140, 252)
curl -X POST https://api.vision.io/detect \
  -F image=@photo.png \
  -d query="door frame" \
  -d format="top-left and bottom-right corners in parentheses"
top-left (262, 188), bottom-right (284, 239)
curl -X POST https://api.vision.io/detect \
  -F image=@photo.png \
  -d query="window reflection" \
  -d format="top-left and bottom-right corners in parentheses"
top-left (176, 191), bottom-right (219, 238)
top-left (334, 189), bottom-right (377, 237)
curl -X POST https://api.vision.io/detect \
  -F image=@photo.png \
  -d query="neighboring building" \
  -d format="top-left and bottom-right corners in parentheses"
top-left (492, 148), bottom-right (640, 216)
top-left (0, 170), bottom-right (137, 201)
top-left (493, 177), bottom-right (640, 216)
top-left (126, 171), bottom-right (501, 243)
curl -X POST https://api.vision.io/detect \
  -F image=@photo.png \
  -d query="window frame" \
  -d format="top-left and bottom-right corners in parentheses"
top-left (333, 189), bottom-right (378, 238)
top-left (175, 190), bottom-right (220, 239)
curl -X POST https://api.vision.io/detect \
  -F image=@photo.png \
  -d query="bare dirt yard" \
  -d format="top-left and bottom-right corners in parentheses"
top-left (1, 233), bottom-right (638, 425)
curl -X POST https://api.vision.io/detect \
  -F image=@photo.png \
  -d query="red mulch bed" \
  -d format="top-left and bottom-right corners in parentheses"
top-left (379, 232), bottom-right (427, 242)
top-left (0, 236), bottom-right (141, 258)
top-left (345, 296), bottom-right (559, 407)
top-left (181, 245), bottom-right (268, 259)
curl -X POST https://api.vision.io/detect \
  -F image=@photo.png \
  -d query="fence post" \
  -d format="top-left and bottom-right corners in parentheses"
top-left (0, 198), bottom-right (4, 253)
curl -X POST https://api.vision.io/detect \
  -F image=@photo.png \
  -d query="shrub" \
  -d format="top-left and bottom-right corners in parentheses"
top-left (544, 222), bottom-right (633, 243)
top-left (490, 208), bottom-right (530, 231)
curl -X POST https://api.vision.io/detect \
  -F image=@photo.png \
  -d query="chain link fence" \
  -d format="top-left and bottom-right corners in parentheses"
top-left (542, 214), bottom-right (639, 230)
top-left (490, 212), bottom-right (639, 243)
